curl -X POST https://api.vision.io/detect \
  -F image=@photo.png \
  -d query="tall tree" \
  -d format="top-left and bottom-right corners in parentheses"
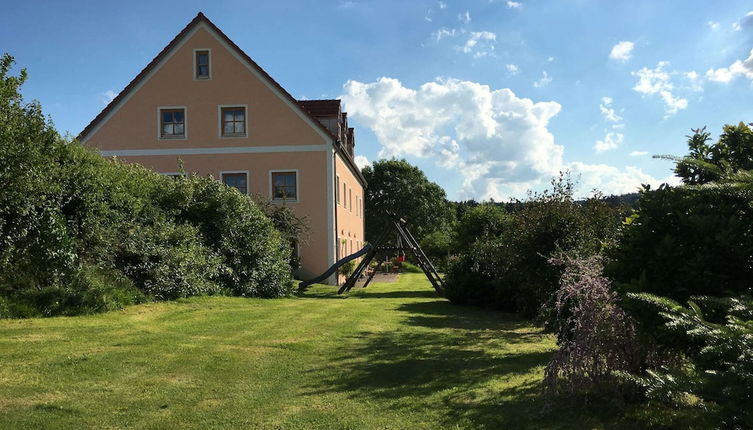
top-left (361, 159), bottom-right (454, 242)
top-left (674, 123), bottom-right (753, 185)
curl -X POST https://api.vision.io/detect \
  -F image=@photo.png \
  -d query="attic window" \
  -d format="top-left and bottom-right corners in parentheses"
top-left (195, 50), bottom-right (210, 79)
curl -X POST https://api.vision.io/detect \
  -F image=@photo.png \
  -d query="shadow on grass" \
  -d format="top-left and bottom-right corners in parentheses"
top-left (302, 294), bottom-right (627, 429)
top-left (297, 290), bottom-right (347, 299)
top-left (299, 286), bottom-right (438, 300)
top-left (349, 289), bottom-right (438, 299)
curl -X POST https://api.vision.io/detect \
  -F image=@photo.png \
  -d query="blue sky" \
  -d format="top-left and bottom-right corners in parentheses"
top-left (3, 1), bottom-right (753, 200)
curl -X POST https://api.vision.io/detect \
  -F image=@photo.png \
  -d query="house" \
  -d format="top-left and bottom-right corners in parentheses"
top-left (78, 13), bottom-right (366, 284)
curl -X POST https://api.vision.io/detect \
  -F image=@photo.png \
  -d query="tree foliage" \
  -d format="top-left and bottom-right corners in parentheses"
top-left (361, 159), bottom-right (454, 242)
top-left (445, 174), bottom-right (625, 319)
top-left (626, 293), bottom-right (753, 428)
top-left (0, 54), bottom-right (295, 317)
top-left (671, 123), bottom-right (753, 185)
top-left (452, 204), bottom-right (511, 254)
top-left (607, 184), bottom-right (753, 306)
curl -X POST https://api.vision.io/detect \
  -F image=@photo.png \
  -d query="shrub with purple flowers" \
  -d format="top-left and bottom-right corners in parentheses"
top-left (544, 254), bottom-right (657, 396)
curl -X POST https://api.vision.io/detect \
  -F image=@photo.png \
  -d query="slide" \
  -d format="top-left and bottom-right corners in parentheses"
top-left (298, 244), bottom-right (373, 290)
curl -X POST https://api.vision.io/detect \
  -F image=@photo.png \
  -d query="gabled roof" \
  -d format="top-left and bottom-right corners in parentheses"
top-left (78, 12), bottom-right (366, 186)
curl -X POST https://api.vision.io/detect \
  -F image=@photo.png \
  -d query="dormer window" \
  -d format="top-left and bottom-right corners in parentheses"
top-left (195, 49), bottom-right (210, 79)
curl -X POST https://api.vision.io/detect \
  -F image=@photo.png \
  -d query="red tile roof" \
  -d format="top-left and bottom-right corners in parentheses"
top-left (298, 99), bottom-right (341, 118)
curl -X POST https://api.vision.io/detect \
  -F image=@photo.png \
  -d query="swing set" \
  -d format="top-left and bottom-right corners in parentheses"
top-left (298, 213), bottom-right (445, 295)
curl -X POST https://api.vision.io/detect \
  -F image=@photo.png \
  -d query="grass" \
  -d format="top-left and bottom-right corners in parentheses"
top-left (0, 274), bottom-right (691, 429)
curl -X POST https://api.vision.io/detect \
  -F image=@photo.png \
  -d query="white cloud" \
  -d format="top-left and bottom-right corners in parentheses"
top-left (632, 61), bottom-right (688, 115)
top-left (338, 1), bottom-right (355, 9)
top-left (609, 41), bottom-right (635, 62)
top-left (547, 56), bottom-right (555, 62)
top-left (533, 71), bottom-right (551, 88)
top-left (462, 31), bottom-right (496, 58)
top-left (506, 64), bottom-right (519, 74)
top-left (629, 151), bottom-right (648, 156)
top-left (101, 90), bottom-right (117, 105)
top-left (506, 1), bottom-right (522, 8)
top-left (659, 91), bottom-right (688, 114)
top-left (342, 77), bottom-right (673, 200)
top-left (341, 77), bottom-right (563, 199)
top-left (732, 11), bottom-right (753, 31)
top-left (569, 163), bottom-right (679, 196)
top-left (705, 48), bottom-right (753, 83)
top-left (707, 21), bottom-right (720, 30)
top-left (594, 132), bottom-right (624, 152)
top-left (599, 97), bottom-right (622, 123)
top-left (354, 155), bottom-right (370, 169)
top-left (432, 28), bottom-right (457, 41)
top-left (438, 1), bottom-right (447, 9)
top-left (458, 10), bottom-right (471, 24)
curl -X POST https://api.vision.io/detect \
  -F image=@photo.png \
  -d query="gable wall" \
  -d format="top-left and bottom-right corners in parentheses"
top-left (82, 23), bottom-right (341, 281)
top-left (84, 25), bottom-right (326, 150)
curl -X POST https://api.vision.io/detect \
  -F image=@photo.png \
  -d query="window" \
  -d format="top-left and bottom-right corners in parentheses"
top-left (336, 176), bottom-right (341, 205)
top-left (220, 106), bottom-right (246, 137)
top-left (222, 172), bottom-right (248, 195)
top-left (271, 171), bottom-right (297, 200)
top-left (349, 188), bottom-right (352, 212)
top-left (342, 183), bottom-right (347, 208)
top-left (160, 108), bottom-right (185, 139)
top-left (195, 50), bottom-right (210, 79)
top-left (162, 172), bottom-right (186, 179)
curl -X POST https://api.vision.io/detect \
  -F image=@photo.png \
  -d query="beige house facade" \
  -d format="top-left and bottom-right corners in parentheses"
top-left (79, 13), bottom-right (366, 283)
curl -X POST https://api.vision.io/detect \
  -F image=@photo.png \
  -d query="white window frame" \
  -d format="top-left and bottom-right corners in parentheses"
top-left (269, 169), bottom-right (299, 203)
top-left (157, 106), bottom-right (187, 140)
top-left (220, 170), bottom-right (250, 195)
top-left (217, 104), bottom-right (248, 139)
top-left (349, 187), bottom-right (352, 212)
top-left (193, 48), bottom-right (212, 80)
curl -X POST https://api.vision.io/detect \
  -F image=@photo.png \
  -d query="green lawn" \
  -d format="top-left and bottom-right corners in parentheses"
top-left (0, 274), bottom-right (677, 429)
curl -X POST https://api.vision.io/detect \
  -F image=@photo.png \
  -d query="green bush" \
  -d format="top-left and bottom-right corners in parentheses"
top-left (626, 293), bottom-right (753, 428)
top-left (338, 259), bottom-right (356, 277)
top-left (445, 175), bottom-right (625, 318)
top-left (251, 195), bottom-right (309, 270)
top-left (165, 177), bottom-right (294, 297)
top-left (452, 204), bottom-right (511, 253)
top-left (419, 230), bottom-right (452, 271)
top-left (400, 261), bottom-right (423, 273)
top-left (117, 222), bottom-right (223, 300)
top-left (0, 263), bottom-right (146, 318)
top-left (0, 53), bottom-right (294, 317)
top-left (607, 184), bottom-right (753, 303)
